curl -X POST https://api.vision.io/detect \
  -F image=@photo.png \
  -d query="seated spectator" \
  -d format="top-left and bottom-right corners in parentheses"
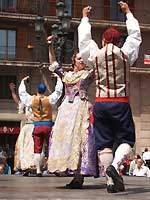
top-left (0, 164), bottom-right (4, 174)
top-left (142, 148), bottom-right (150, 169)
top-left (0, 153), bottom-right (11, 175)
top-left (0, 146), bottom-right (4, 157)
top-left (129, 154), bottom-right (141, 176)
top-left (133, 158), bottom-right (150, 177)
top-left (0, 163), bottom-right (11, 175)
top-left (119, 158), bottom-right (131, 176)
top-left (6, 150), bottom-right (14, 174)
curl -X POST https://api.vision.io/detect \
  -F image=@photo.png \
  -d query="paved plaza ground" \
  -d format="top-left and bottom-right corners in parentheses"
top-left (0, 175), bottom-right (149, 200)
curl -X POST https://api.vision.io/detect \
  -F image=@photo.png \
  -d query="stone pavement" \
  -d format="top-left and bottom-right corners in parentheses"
top-left (0, 175), bottom-right (150, 200)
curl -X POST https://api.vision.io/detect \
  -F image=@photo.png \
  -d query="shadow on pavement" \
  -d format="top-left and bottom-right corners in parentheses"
top-left (115, 187), bottom-right (150, 196)
top-left (56, 184), bottom-right (106, 190)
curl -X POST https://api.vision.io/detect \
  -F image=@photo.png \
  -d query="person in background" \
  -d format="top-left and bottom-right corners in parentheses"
top-left (19, 74), bottom-right (63, 177)
top-left (0, 147), bottom-right (4, 158)
top-left (0, 164), bottom-right (5, 175)
top-left (119, 157), bottom-right (131, 176)
top-left (5, 149), bottom-right (15, 174)
top-left (129, 154), bottom-right (141, 176)
top-left (78, 1), bottom-right (142, 193)
top-left (9, 82), bottom-right (26, 130)
top-left (133, 158), bottom-right (150, 177)
top-left (0, 153), bottom-right (11, 175)
top-left (9, 81), bottom-right (37, 176)
top-left (142, 148), bottom-right (150, 169)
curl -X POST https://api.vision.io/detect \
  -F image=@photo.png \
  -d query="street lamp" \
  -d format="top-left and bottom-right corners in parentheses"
top-left (61, 11), bottom-right (71, 31)
top-left (56, 1), bottom-right (65, 18)
top-left (35, 15), bottom-right (45, 63)
top-left (51, 0), bottom-right (72, 64)
top-left (35, 16), bottom-right (44, 33)
top-left (35, 14), bottom-right (52, 92)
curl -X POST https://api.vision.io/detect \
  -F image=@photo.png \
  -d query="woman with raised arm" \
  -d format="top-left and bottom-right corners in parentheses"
top-left (9, 81), bottom-right (36, 175)
top-left (47, 36), bottom-right (96, 189)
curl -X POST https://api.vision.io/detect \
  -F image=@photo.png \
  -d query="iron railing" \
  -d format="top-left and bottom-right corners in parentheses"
top-left (0, 1), bottom-right (149, 24)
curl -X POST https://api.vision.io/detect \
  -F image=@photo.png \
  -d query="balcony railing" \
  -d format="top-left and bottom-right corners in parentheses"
top-left (0, 44), bottom-right (74, 65)
top-left (0, 0), bottom-right (56, 16)
top-left (0, 46), bottom-right (37, 62)
top-left (0, 1), bottom-right (149, 24)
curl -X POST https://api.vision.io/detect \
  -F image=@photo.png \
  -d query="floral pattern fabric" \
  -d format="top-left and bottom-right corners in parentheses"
top-left (48, 70), bottom-right (96, 175)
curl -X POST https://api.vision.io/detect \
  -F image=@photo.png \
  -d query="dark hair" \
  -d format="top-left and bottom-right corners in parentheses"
top-left (144, 147), bottom-right (148, 152)
top-left (71, 49), bottom-right (79, 68)
top-left (136, 154), bottom-right (141, 159)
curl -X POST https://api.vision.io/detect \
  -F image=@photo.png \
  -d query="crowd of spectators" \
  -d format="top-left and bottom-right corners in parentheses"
top-left (0, 146), bottom-right (14, 175)
top-left (119, 147), bottom-right (150, 178)
top-left (1, 145), bottom-right (150, 177)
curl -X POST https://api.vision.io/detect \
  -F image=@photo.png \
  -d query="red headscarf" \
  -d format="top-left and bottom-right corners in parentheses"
top-left (102, 28), bottom-right (121, 46)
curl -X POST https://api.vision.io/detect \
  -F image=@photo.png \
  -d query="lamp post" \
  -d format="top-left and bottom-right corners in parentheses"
top-left (51, 0), bottom-right (72, 64)
top-left (35, 15), bottom-right (45, 63)
top-left (35, 14), bottom-right (51, 90)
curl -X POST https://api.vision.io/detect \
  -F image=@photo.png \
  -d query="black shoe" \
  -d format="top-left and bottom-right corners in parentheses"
top-left (36, 173), bottom-right (42, 177)
top-left (107, 184), bottom-right (117, 193)
top-left (65, 179), bottom-right (83, 189)
top-left (23, 170), bottom-right (31, 177)
top-left (106, 165), bottom-right (125, 192)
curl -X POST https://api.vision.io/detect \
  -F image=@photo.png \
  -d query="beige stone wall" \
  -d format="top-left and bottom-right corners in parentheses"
top-left (130, 73), bottom-right (150, 154)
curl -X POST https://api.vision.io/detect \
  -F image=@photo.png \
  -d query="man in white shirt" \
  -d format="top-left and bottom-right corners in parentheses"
top-left (129, 154), bottom-right (141, 176)
top-left (133, 159), bottom-right (150, 177)
top-left (142, 148), bottom-right (150, 169)
top-left (19, 75), bottom-right (63, 176)
top-left (78, 1), bottom-right (142, 193)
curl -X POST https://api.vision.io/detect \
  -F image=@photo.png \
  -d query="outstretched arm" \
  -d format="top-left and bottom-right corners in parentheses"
top-left (78, 6), bottom-right (99, 68)
top-left (47, 35), bottom-right (59, 72)
top-left (9, 83), bottom-right (20, 105)
top-left (120, 1), bottom-right (142, 66)
top-left (47, 35), bottom-right (56, 65)
top-left (18, 76), bottom-right (33, 107)
top-left (48, 73), bottom-right (63, 105)
top-left (47, 35), bottom-right (64, 77)
top-left (36, 36), bottom-right (55, 94)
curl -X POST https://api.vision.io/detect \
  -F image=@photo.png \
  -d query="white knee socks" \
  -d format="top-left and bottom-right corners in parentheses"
top-left (98, 148), bottom-right (114, 185)
top-left (34, 153), bottom-right (42, 174)
top-left (112, 143), bottom-right (131, 171)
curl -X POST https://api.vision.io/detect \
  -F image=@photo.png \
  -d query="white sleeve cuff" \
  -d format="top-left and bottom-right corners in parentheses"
top-left (49, 61), bottom-right (59, 72)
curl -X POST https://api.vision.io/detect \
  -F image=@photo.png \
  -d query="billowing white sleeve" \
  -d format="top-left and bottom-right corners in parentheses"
top-left (78, 17), bottom-right (99, 68)
top-left (18, 80), bottom-right (33, 107)
top-left (48, 77), bottom-right (63, 105)
top-left (121, 13), bottom-right (142, 66)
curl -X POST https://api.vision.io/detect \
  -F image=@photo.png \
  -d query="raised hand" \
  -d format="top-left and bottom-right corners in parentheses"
top-left (47, 35), bottom-right (55, 45)
top-left (118, 1), bottom-right (131, 14)
top-left (82, 6), bottom-right (92, 18)
top-left (9, 82), bottom-right (15, 92)
top-left (22, 76), bottom-right (29, 82)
